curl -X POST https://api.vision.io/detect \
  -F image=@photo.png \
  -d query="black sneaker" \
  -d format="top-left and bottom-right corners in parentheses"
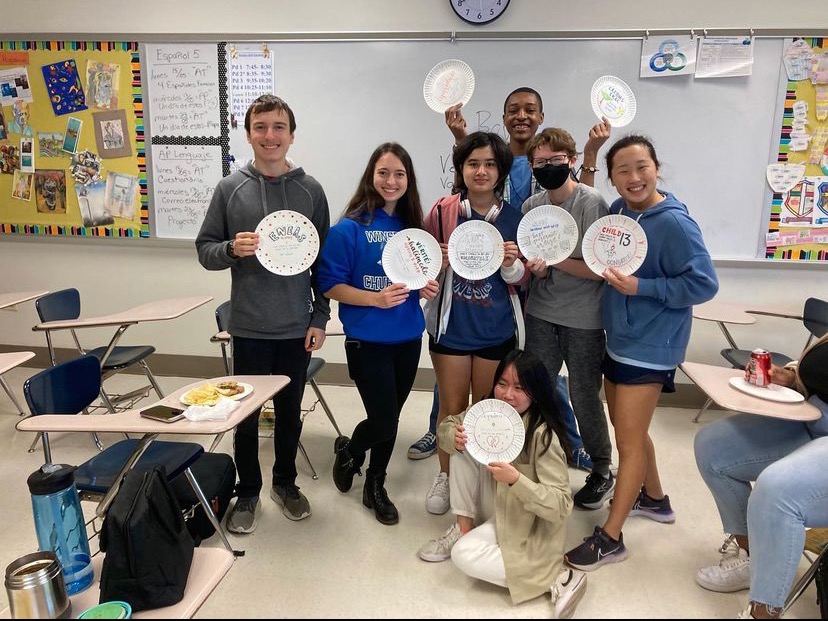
top-left (565, 526), bottom-right (628, 571)
top-left (332, 436), bottom-right (361, 493)
top-left (573, 472), bottom-right (615, 510)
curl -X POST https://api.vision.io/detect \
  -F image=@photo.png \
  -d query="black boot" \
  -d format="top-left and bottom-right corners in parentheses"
top-left (332, 436), bottom-right (361, 492)
top-left (362, 472), bottom-right (399, 525)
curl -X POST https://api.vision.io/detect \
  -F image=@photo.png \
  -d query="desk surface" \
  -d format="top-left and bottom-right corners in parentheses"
top-left (693, 300), bottom-right (757, 325)
top-left (0, 290), bottom-right (47, 311)
top-left (0, 351), bottom-right (35, 375)
top-left (17, 374), bottom-right (289, 435)
top-left (33, 296), bottom-right (213, 331)
top-left (680, 361), bottom-right (819, 421)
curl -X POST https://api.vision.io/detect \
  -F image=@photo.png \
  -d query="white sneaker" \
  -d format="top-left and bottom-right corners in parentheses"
top-left (425, 472), bottom-right (450, 515)
top-left (695, 546), bottom-right (751, 593)
top-left (417, 522), bottom-right (462, 562)
top-left (551, 568), bottom-right (588, 619)
top-left (736, 607), bottom-right (753, 619)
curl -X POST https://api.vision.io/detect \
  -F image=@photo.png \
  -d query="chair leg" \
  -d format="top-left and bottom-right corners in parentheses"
top-left (693, 397), bottom-right (714, 423)
top-left (783, 544), bottom-right (828, 613)
top-left (309, 378), bottom-right (343, 437)
top-left (28, 432), bottom-right (42, 453)
top-left (297, 440), bottom-right (318, 480)
top-left (208, 432), bottom-right (226, 453)
top-left (139, 360), bottom-right (165, 400)
top-left (182, 467), bottom-right (242, 557)
top-left (0, 375), bottom-right (27, 416)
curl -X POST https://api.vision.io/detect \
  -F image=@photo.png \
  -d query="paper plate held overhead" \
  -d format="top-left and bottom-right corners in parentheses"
top-left (581, 214), bottom-right (648, 276)
top-left (517, 204), bottom-right (579, 265)
top-left (591, 75), bottom-right (637, 127)
top-left (381, 228), bottom-right (442, 290)
top-left (423, 59), bottom-right (475, 113)
top-left (447, 219), bottom-right (505, 280)
top-left (463, 399), bottom-right (526, 466)
top-left (255, 210), bottom-right (320, 276)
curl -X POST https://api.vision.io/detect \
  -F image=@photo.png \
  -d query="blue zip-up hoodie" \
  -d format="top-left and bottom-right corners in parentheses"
top-left (602, 191), bottom-right (718, 368)
top-left (317, 209), bottom-right (426, 344)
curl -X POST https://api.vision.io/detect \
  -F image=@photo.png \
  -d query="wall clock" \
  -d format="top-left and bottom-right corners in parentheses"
top-left (449, 0), bottom-right (511, 26)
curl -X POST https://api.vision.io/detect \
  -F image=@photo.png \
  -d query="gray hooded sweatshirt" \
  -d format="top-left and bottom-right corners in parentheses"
top-left (195, 162), bottom-right (330, 340)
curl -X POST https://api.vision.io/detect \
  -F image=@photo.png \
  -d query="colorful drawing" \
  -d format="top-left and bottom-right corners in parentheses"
top-left (7, 99), bottom-right (32, 136)
top-left (62, 116), bottom-right (82, 154)
top-left (41, 58), bottom-right (87, 116)
top-left (86, 61), bottom-right (120, 109)
top-left (0, 107), bottom-right (6, 140)
top-left (34, 169), bottom-right (67, 214)
top-left (11, 170), bottom-right (33, 201)
top-left (104, 171), bottom-right (138, 219)
top-left (75, 180), bottom-right (113, 227)
top-left (782, 179), bottom-right (815, 226)
top-left (38, 132), bottom-right (65, 157)
top-left (0, 143), bottom-right (19, 174)
top-left (69, 150), bottom-right (102, 186)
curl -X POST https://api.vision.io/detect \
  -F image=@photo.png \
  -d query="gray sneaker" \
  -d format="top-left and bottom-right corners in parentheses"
top-left (271, 483), bottom-right (311, 521)
top-left (226, 496), bottom-right (260, 534)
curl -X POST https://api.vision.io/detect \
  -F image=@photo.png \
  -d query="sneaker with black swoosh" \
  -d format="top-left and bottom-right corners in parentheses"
top-left (564, 526), bottom-right (628, 571)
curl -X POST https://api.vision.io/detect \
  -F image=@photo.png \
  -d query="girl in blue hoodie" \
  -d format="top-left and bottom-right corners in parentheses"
top-left (318, 142), bottom-right (439, 525)
top-left (565, 135), bottom-right (718, 571)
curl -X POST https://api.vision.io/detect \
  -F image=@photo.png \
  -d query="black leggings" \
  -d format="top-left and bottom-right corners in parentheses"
top-left (345, 338), bottom-right (421, 477)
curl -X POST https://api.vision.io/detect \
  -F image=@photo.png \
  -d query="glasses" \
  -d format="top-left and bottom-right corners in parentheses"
top-left (532, 155), bottom-right (570, 167)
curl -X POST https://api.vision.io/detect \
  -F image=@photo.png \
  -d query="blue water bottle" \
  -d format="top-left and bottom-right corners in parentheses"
top-left (27, 464), bottom-right (94, 594)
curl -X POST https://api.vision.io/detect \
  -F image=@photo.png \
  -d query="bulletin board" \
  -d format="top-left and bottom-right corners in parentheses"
top-left (765, 37), bottom-right (828, 260)
top-left (0, 40), bottom-right (148, 238)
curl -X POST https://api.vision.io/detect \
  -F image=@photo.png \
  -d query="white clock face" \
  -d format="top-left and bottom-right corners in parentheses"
top-left (449, 0), bottom-right (510, 25)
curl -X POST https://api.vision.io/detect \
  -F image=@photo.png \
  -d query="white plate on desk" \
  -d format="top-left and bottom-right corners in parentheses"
top-left (728, 377), bottom-right (805, 403)
top-left (181, 382), bottom-right (253, 406)
top-left (463, 399), bottom-right (525, 466)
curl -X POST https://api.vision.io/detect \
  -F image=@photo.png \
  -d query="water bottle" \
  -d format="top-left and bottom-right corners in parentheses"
top-left (27, 464), bottom-right (94, 595)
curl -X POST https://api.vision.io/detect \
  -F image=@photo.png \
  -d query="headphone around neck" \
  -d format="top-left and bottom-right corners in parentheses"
top-left (460, 199), bottom-right (502, 223)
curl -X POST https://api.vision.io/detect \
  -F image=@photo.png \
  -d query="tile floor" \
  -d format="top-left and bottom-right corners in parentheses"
top-left (0, 366), bottom-right (820, 619)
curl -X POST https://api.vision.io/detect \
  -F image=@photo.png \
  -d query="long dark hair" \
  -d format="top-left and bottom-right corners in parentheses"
top-left (341, 142), bottom-right (424, 228)
top-left (452, 131), bottom-right (513, 199)
top-left (487, 349), bottom-right (571, 457)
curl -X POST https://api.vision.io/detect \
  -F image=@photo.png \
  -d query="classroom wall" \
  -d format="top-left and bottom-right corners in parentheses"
top-left (1, 0), bottom-right (827, 377)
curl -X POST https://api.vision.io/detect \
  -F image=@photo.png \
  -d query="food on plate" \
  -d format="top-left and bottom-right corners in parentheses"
top-left (215, 380), bottom-right (244, 397)
top-left (182, 384), bottom-right (222, 406)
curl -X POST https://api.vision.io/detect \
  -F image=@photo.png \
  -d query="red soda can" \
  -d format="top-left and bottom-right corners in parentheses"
top-left (745, 349), bottom-right (772, 386)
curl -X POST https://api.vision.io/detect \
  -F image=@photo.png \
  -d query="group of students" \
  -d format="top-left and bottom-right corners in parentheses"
top-left (194, 91), bottom-right (828, 619)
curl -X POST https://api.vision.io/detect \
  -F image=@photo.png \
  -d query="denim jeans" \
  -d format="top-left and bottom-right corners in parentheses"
top-left (694, 410), bottom-right (828, 608)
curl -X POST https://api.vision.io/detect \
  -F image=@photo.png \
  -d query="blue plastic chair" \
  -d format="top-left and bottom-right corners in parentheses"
top-left (23, 354), bottom-right (236, 555)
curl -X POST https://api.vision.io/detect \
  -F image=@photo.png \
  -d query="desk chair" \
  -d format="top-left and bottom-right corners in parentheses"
top-left (23, 354), bottom-right (236, 556)
top-left (784, 528), bottom-right (828, 614)
top-left (35, 288), bottom-right (164, 413)
top-left (210, 301), bottom-right (343, 478)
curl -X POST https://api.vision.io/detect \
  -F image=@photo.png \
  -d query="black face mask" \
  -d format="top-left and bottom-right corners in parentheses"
top-left (533, 163), bottom-right (571, 190)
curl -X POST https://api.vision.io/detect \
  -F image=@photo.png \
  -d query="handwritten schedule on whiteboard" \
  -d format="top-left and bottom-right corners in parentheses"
top-left (145, 43), bottom-right (221, 138)
top-left (151, 144), bottom-right (222, 238)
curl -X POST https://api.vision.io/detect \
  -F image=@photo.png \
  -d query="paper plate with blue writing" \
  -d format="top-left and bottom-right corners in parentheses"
top-left (381, 228), bottom-right (442, 289)
top-left (463, 399), bottom-right (525, 466)
top-left (581, 214), bottom-right (648, 276)
top-left (255, 210), bottom-right (320, 275)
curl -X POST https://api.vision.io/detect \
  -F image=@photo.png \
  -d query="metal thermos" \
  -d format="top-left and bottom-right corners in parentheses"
top-left (4, 550), bottom-right (71, 619)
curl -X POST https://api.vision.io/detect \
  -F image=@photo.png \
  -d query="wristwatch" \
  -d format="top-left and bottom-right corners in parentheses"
top-left (582, 166), bottom-right (599, 173)
top-left (226, 240), bottom-right (237, 258)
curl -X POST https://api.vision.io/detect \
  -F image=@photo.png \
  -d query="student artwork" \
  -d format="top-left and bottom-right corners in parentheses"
top-left (784, 39), bottom-right (815, 81)
top-left (38, 132), bottom-right (65, 157)
top-left (254, 210), bottom-right (320, 275)
top-left (447, 220), bottom-right (505, 280)
top-left (0, 66), bottom-right (32, 105)
top-left (8, 99), bottom-right (32, 136)
top-left (34, 169), bottom-right (67, 214)
top-left (590, 75), bottom-right (637, 127)
top-left (0, 143), bottom-right (19, 174)
top-left (19, 137), bottom-right (34, 172)
top-left (41, 58), bottom-right (87, 116)
top-left (0, 107), bottom-right (6, 140)
top-left (75, 180), bottom-right (113, 227)
top-left (10, 170), bottom-right (33, 201)
top-left (779, 178), bottom-right (815, 226)
top-left (766, 163), bottom-right (806, 194)
top-left (86, 61), bottom-right (120, 109)
top-left (61, 116), bottom-right (82, 154)
top-left (516, 205), bottom-right (579, 265)
top-left (69, 150), bottom-right (102, 186)
top-left (423, 59), bottom-right (475, 113)
top-left (640, 36), bottom-right (695, 78)
top-left (104, 171), bottom-right (139, 219)
top-left (381, 228), bottom-right (442, 289)
top-left (462, 399), bottom-right (526, 466)
top-left (92, 109), bottom-right (131, 158)
top-left (789, 100), bottom-right (811, 152)
top-left (581, 214), bottom-right (648, 276)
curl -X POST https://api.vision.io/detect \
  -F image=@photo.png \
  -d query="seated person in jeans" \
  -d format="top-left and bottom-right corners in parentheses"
top-left (694, 333), bottom-right (828, 619)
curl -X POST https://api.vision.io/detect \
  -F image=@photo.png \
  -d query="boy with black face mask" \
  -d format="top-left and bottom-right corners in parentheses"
top-left (521, 128), bottom-right (615, 511)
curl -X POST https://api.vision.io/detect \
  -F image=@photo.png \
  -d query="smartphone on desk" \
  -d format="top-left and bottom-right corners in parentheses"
top-left (140, 405), bottom-right (186, 423)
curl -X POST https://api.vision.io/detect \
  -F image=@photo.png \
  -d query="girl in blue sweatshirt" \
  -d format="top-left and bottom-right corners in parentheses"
top-left (318, 142), bottom-right (439, 525)
top-left (566, 135), bottom-right (718, 571)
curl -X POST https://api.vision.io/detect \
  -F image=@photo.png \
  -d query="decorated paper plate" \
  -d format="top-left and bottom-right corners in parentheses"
top-left (255, 210), bottom-right (320, 275)
top-left (591, 75), bottom-right (637, 127)
top-left (180, 382), bottom-right (253, 407)
top-left (381, 228), bottom-right (442, 289)
top-left (581, 214), bottom-right (648, 276)
top-left (728, 377), bottom-right (805, 404)
top-left (423, 59), bottom-right (475, 113)
top-left (448, 219), bottom-right (505, 280)
top-left (517, 205), bottom-right (579, 265)
top-left (463, 399), bottom-right (525, 466)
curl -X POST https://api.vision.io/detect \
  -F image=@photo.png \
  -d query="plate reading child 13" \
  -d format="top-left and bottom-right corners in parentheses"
top-left (381, 228), bottom-right (442, 290)
top-left (255, 210), bottom-right (320, 275)
top-left (581, 214), bottom-right (648, 276)
top-left (463, 399), bottom-right (525, 466)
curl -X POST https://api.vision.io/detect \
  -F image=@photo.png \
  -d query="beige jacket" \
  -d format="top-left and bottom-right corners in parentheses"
top-left (438, 409), bottom-right (572, 604)
top-left (791, 332), bottom-right (828, 397)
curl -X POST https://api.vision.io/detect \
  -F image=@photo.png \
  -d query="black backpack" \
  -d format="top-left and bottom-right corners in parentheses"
top-left (99, 466), bottom-right (194, 611)
top-left (169, 452), bottom-right (236, 545)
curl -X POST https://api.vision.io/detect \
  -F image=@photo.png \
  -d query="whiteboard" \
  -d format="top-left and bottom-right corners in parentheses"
top-left (149, 38), bottom-right (784, 258)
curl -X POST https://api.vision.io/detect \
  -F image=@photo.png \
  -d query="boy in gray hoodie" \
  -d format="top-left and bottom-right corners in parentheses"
top-left (196, 94), bottom-right (330, 532)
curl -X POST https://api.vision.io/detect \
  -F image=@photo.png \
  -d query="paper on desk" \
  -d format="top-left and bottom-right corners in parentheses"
top-left (184, 397), bottom-right (239, 421)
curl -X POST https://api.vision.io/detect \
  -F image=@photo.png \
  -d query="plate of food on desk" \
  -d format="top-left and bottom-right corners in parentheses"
top-left (180, 381), bottom-right (253, 406)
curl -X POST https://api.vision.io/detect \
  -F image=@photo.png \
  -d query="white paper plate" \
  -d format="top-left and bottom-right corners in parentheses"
top-left (381, 228), bottom-right (442, 289)
top-left (180, 382), bottom-right (253, 406)
top-left (463, 399), bottom-right (526, 466)
top-left (255, 210), bottom-right (320, 275)
top-left (582, 214), bottom-right (648, 276)
top-left (591, 75), bottom-right (637, 127)
top-left (517, 204), bottom-right (579, 265)
top-left (447, 219), bottom-right (505, 280)
top-left (423, 59), bottom-right (475, 113)
top-left (728, 376), bottom-right (805, 403)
